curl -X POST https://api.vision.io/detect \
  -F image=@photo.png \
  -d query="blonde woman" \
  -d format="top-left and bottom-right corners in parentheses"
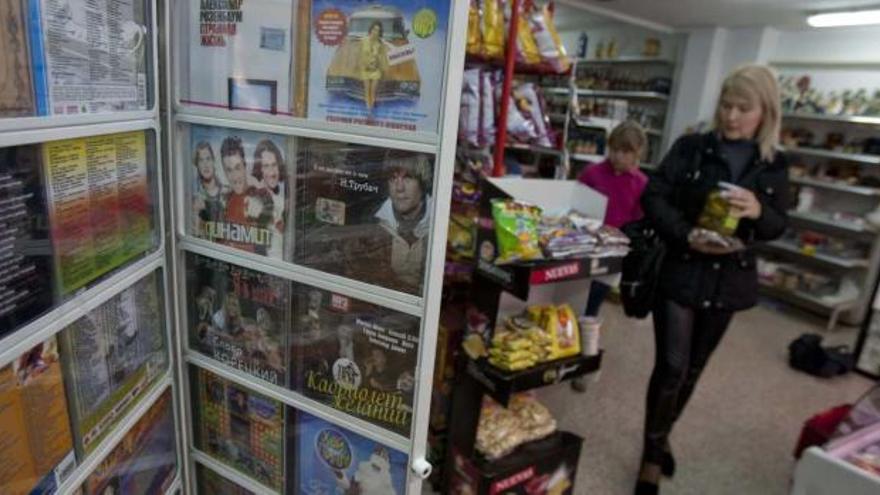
top-left (361, 21), bottom-right (389, 111)
top-left (636, 65), bottom-right (788, 495)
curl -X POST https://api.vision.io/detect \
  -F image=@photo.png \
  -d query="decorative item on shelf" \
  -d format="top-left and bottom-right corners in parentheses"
top-left (643, 38), bottom-right (661, 57)
top-left (577, 32), bottom-right (589, 59)
top-left (780, 74), bottom-right (880, 117)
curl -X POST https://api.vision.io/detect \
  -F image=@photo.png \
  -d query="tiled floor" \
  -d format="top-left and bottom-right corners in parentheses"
top-left (538, 302), bottom-right (874, 494)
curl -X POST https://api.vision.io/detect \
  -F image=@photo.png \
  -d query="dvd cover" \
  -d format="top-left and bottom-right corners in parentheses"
top-left (290, 286), bottom-right (420, 437)
top-left (0, 144), bottom-right (54, 335)
top-left (292, 410), bottom-right (408, 495)
top-left (185, 252), bottom-right (290, 387)
top-left (0, 0), bottom-right (35, 116)
top-left (0, 337), bottom-right (77, 495)
top-left (42, 131), bottom-right (156, 296)
top-left (180, 0), bottom-right (294, 115)
top-left (305, 0), bottom-right (451, 133)
top-left (294, 141), bottom-right (434, 295)
top-left (195, 463), bottom-right (255, 495)
top-left (81, 390), bottom-right (177, 495)
top-left (187, 124), bottom-right (292, 260)
top-left (59, 269), bottom-right (168, 456)
top-left (191, 367), bottom-right (285, 492)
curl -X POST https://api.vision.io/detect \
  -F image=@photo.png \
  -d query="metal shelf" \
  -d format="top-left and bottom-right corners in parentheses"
top-left (576, 57), bottom-right (675, 66)
top-left (505, 142), bottom-right (564, 156)
top-left (781, 146), bottom-right (880, 165)
top-left (788, 211), bottom-right (878, 237)
top-left (571, 153), bottom-right (605, 162)
top-left (576, 89), bottom-right (670, 101)
top-left (759, 282), bottom-right (858, 312)
top-left (782, 112), bottom-right (880, 126)
top-left (790, 176), bottom-right (880, 197)
top-left (759, 240), bottom-right (869, 269)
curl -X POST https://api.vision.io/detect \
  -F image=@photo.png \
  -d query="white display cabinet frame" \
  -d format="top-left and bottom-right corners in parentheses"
top-left (0, 0), bottom-right (189, 492)
top-left (163, 1), bottom-right (469, 493)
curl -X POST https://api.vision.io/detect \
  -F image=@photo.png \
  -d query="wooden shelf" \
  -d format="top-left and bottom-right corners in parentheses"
top-left (576, 57), bottom-right (674, 66)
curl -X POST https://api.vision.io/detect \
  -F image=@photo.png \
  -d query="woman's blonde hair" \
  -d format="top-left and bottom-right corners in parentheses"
top-left (713, 64), bottom-right (781, 162)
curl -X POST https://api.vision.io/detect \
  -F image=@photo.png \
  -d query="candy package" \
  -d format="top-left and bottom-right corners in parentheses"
top-left (492, 199), bottom-right (543, 264)
top-left (482, 0), bottom-right (505, 59)
top-left (481, 70), bottom-right (497, 146)
top-left (467, 0), bottom-right (483, 56)
top-left (460, 68), bottom-right (482, 147)
top-left (534, 304), bottom-right (581, 359)
top-left (530, 4), bottom-right (572, 73)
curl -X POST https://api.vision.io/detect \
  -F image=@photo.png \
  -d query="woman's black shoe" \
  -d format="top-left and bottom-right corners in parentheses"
top-left (634, 480), bottom-right (659, 495)
top-left (661, 450), bottom-right (676, 477)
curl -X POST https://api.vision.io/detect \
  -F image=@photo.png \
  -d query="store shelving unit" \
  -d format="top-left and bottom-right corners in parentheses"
top-left (0, 1), bottom-right (185, 493)
top-left (758, 61), bottom-right (880, 327)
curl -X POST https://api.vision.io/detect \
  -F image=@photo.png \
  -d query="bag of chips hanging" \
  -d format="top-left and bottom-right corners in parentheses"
top-left (460, 68), bottom-right (481, 147)
top-left (515, 4), bottom-right (541, 66)
top-left (529, 3), bottom-right (572, 73)
top-left (467, 0), bottom-right (482, 56)
top-left (492, 199), bottom-right (543, 264)
top-left (482, 0), bottom-right (505, 59)
top-left (480, 70), bottom-right (497, 146)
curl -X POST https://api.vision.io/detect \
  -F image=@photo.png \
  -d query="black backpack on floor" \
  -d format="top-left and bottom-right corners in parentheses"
top-left (788, 333), bottom-right (854, 378)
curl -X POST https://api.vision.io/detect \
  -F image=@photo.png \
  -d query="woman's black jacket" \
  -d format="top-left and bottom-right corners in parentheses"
top-left (641, 132), bottom-right (789, 312)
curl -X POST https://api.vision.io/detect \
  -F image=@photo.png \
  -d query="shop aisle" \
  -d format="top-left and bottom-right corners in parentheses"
top-left (539, 302), bottom-right (873, 495)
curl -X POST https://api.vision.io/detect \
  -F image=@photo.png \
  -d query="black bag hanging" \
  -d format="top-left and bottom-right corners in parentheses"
top-left (619, 220), bottom-right (666, 318)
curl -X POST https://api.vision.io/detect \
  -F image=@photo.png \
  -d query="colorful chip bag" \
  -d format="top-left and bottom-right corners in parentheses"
top-left (491, 199), bottom-right (543, 264)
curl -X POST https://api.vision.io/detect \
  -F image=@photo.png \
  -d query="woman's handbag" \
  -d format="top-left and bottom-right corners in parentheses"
top-left (619, 219), bottom-right (666, 319)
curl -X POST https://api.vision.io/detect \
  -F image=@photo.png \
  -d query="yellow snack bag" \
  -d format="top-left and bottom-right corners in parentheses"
top-left (516, 8), bottom-right (541, 65)
top-left (542, 304), bottom-right (581, 359)
top-left (529, 3), bottom-right (572, 73)
top-left (467, 0), bottom-right (482, 55)
top-left (482, 0), bottom-right (505, 59)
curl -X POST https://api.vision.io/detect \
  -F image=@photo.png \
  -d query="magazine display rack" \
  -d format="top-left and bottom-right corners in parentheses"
top-left (167, 1), bottom-right (469, 494)
top-left (0, 1), bottom-right (183, 494)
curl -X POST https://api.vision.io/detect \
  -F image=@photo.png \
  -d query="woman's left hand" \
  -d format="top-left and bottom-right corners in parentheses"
top-left (726, 188), bottom-right (762, 220)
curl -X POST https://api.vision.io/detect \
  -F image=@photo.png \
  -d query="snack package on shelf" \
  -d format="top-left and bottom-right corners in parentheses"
top-left (481, 70), bottom-right (498, 146)
top-left (492, 199), bottom-right (544, 264)
top-left (539, 210), bottom-right (631, 259)
top-left (532, 304), bottom-right (582, 359)
top-left (529, 3), bottom-right (572, 73)
top-left (461, 69), bottom-right (482, 147)
top-left (515, 82), bottom-right (553, 148)
top-left (515, 5), bottom-right (541, 66)
top-left (488, 315), bottom-right (552, 371)
top-left (467, 0), bottom-right (483, 56)
top-left (476, 393), bottom-right (557, 460)
top-left (482, 0), bottom-right (506, 59)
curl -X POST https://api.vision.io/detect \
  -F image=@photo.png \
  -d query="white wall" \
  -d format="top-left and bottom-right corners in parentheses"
top-left (772, 26), bottom-right (880, 63)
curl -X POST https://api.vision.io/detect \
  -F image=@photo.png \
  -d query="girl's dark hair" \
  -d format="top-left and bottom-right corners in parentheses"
top-left (252, 139), bottom-right (287, 182)
top-left (192, 141), bottom-right (215, 168)
top-left (369, 20), bottom-right (383, 37)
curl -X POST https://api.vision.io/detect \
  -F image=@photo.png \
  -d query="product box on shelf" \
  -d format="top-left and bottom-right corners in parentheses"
top-left (0, 337), bottom-right (77, 495)
top-left (185, 252), bottom-right (290, 387)
top-left (81, 390), bottom-right (177, 495)
top-left (191, 367), bottom-right (286, 492)
top-left (292, 410), bottom-right (409, 495)
top-left (187, 124), bottom-right (293, 260)
top-left (27, 0), bottom-right (150, 116)
top-left (294, 140), bottom-right (434, 295)
top-left (474, 178), bottom-right (620, 300)
top-left (449, 432), bottom-right (583, 495)
top-left (59, 269), bottom-right (168, 456)
top-left (0, 143), bottom-right (55, 335)
top-left (290, 286), bottom-right (420, 437)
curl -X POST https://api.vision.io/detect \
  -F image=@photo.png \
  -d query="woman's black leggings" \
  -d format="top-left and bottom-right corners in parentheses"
top-left (643, 298), bottom-right (733, 464)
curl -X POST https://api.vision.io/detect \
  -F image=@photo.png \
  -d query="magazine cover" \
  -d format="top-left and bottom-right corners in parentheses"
top-left (293, 411), bottom-right (408, 495)
top-left (180, 0), bottom-right (294, 115)
top-left (186, 252), bottom-right (290, 387)
top-left (290, 286), bottom-right (420, 436)
top-left (196, 463), bottom-right (255, 495)
top-left (0, 144), bottom-right (55, 335)
top-left (305, 0), bottom-right (450, 132)
top-left (27, 0), bottom-right (149, 115)
top-left (191, 367), bottom-right (285, 492)
top-left (295, 141), bottom-right (434, 295)
top-left (82, 390), bottom-right (177, 495)
top-left (0, 338), bottom-right (77, 495)
top-left (188, 124), bottom-right (292, 260)
top-left (59, 269), bottom-right (168, 457)
top-left (0, 0), bottom-right (35, 116)
top-left (43, 131), bottom-right (155, 296)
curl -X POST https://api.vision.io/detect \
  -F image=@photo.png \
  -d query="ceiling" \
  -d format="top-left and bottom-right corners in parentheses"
top-left (558, 0), bottom-right (880, 29)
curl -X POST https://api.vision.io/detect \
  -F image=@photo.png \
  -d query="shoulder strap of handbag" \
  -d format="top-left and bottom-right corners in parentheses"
top-left (672, 133), bottom-right (706, 206)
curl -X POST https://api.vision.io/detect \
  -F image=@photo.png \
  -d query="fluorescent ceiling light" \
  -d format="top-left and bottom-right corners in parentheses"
top-left (807, 9), bottom-right (880, 27)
